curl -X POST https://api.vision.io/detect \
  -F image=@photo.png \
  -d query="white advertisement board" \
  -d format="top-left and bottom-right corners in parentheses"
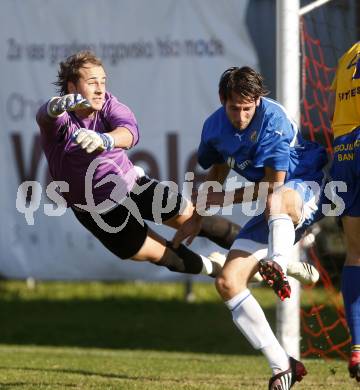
top-left (0, 0), bottom-right (258, 279)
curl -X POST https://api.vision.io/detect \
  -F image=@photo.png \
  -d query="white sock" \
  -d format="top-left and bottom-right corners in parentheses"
top-left (268, 214), bottom-right (295, 272)
top-left (261, 344), bottom-right (290, 375)
top-left (225, 289), bottom-right (289, 374)
top-left (200, 255), bottom-right (213, 275)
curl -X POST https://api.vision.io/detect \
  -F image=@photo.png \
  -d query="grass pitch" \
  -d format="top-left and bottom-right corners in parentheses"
top-left (0, 281), bottom-right (353, 389)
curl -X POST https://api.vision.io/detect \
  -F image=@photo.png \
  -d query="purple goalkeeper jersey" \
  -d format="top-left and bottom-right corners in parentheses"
top-left (36, 92), bottom-right (139, 209)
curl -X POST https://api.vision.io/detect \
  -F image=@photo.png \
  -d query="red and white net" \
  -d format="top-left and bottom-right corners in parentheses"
top-left (299, 3), bottom-right (358, 359)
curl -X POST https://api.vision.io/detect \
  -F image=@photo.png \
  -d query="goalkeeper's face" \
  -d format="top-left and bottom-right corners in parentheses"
top-left (224, 93), bottom-right (260, 131)
top-left (69, 63), bottom-right (106, 112)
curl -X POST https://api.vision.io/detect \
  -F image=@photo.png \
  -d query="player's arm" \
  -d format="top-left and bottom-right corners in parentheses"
top-left (205, 163), bottom-right (230, 185)
top-left (172, 163), bottom-right (230, 247)
top-left (173, 123), bottom-right (230, 247)
top-left (37, 94), bottom-right (89, 125)
top-left (190, 163), bottom-right (229, 209)
top-left (47, 94), bottom-right (90, 117)
top-left (237, 167), bottom-right (286, 202)
top-left (191, 163), bottom-right (230, 209)
top-left (172, 167), bottom-right (285, 247)
top-left (36, 94), bottom-right (89, 135)
top-left (72, 126), bottom-right (134, 153)
top-left (104, 126), bottom-right (134, 149)
top-left (74, 98), bottom-right (139, 153)
top-left (204, 114), bottom-right (291, 207)
top-left (202, 167), bottom-right (286, 207)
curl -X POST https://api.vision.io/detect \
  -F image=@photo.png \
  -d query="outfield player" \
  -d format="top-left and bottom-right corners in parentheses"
top-left (173, 66), bottom-right (328, 389)
top-left (329, 42), bottom-right (360, 382)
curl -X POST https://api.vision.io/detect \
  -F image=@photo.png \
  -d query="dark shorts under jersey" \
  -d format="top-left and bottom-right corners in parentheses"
top-left (72, 176), bottom-right (184, 259)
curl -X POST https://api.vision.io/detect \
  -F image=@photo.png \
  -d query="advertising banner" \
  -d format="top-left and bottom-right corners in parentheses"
top-left (0, 0), bottom-right (258, 279)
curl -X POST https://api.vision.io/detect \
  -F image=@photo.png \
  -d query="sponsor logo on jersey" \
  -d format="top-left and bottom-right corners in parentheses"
top-left (234, 133), bottom-right (243, 141)
top-left (237, 159), bottom-right (251, 170)
top-left (226, 157), bottom-right (251, 171)
top-left (337, 86), bottom-right (360, 101)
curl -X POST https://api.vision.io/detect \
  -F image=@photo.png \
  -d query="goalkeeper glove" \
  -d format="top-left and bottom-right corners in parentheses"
top-left (47, 93), bottom-right (91, 117)
top-left (72, 128), bottom-right (115, 153)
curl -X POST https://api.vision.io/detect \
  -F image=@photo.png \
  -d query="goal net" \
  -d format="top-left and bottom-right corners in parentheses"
top-left (299, 0), bottom-right (359, 359)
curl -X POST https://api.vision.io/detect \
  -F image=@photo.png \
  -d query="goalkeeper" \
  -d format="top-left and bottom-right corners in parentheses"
top-left (35, 50), bottom-right (244, 278)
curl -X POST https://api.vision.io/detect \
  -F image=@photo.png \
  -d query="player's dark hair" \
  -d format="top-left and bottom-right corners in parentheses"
top-left (219, 66), bottom-right (269, 103)
top-left (54, 50), bottom-right (103, 95)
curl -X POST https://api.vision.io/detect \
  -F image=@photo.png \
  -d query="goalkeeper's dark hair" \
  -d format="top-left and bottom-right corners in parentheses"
top-left (54, 50), bottom-right (103, 95)
top-left (219, 66), bottom-right (269, 103)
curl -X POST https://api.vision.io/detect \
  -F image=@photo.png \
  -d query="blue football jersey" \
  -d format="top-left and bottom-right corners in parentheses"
top-left (198, 97), bottom-right (328, 183)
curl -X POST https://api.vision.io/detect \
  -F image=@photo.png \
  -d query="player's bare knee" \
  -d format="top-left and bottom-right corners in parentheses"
top-left (215, 275), bottom-right (232, 297)
top-left (215, 273), bottom-right (245, 298)
top-left (266, 188), bottom-right (302, 223)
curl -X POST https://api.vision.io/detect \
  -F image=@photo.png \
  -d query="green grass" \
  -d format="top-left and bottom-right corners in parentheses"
top-left (0, 281), bottom-right (353, 389)
top-left (0, 346), bottom-right (353, 389)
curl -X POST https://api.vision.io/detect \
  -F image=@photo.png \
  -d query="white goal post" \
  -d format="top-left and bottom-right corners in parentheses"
top-left (275, 0), bottom-right (334, 359)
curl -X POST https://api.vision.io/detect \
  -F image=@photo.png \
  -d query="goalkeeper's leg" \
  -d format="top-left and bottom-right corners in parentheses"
top-left (132, 228), bottom-right (224, 277)
top-left (199, 215), bottom-right (241, 250)
top-left (72, 201), bottom-right (221, 277)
